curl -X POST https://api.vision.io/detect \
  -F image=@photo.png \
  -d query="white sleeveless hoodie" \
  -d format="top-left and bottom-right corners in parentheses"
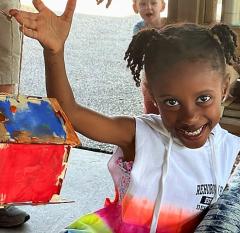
top-left (121, 114), bottom-right (240, 233)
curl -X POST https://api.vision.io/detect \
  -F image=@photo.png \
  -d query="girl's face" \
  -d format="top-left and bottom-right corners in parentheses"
top-left (133, 0), bottom-right (165, 26)
top-left (150, 61), bottom-right (229, 149)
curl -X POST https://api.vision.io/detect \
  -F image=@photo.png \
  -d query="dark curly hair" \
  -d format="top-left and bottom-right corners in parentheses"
top-left (124, 23), bottom-right (239, 88)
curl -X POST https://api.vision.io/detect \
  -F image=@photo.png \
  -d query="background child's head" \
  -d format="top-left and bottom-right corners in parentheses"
top-left (125, 23), bottom-right (239, 148)
top-left (132, 0), bottom-right (165, 26)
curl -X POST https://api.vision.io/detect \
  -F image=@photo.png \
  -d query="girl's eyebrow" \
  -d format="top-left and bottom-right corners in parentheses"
top-left (195, 90), bottom-right (215, 95)
top-left (156, 95), bottom-right (177, 99)
top-left (157, 90), bottom-right (215, 99)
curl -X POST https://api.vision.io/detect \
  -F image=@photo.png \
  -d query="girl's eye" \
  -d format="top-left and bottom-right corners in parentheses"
top-left (197, 95), bottom-right (211, 103)
top-left (164, 99), bottom-right (180, 107)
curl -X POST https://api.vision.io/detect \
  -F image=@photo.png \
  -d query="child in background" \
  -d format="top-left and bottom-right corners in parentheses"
top-left (10, 0), bottom-right (240, 232)
top-left (132, 0), bottom-right (165, 35)
top-left (133, 0), bottom-right (166, 114)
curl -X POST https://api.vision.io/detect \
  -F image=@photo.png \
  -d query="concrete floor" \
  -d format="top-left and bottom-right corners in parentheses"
top-left (0, 148), bottom-right (114, 233)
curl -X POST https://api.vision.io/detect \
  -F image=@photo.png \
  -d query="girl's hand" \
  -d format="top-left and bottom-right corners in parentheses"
top-left (96, 0), bottom-right (112, 8)
top-left (9, 0), bottom-right (76, 54)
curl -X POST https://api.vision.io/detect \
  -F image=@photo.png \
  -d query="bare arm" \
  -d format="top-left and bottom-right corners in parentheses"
top-left (10, 0), bottom-right (135, 150)
top-left (43, 49), bottom-right (135, 147)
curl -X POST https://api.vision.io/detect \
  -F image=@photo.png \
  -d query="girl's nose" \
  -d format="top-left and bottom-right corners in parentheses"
top-left (179, 105), bottom-right (200, 125)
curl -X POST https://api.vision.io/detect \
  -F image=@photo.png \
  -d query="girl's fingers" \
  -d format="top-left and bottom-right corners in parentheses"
top-left (23, 18), bottom-right (38, 30)
top-left (10, 10), bottom-right (38, 30)
top-left (9, 10), bottom-right (37, 21)
top-left (17, 11), bottom-right (38, 20)
top-left (18, 13), bottom-right (38, 30)
top-left (9, 9), bottom-right (18, 16)
top-left (63, 0), bottom-right (76, 21)
top-left (32, 0), bottom-right (47, 12)
top-left (20, 26), bottom-right (38, 40)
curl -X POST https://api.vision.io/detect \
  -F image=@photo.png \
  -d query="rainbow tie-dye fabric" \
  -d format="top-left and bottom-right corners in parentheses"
top-left (64, 196), bottom-right (204, 233)
top-left (65, 199), bottom-right (155, 233)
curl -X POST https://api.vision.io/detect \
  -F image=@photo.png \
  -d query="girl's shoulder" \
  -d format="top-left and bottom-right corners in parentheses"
top-left (213, 124), bottom-right (240, 142)
top-left (212, 124), bottom-right (240, 153)
top-left (135, 114), bottom-right (169, 135)
top-left (135, 114), bottom-right (172, 147)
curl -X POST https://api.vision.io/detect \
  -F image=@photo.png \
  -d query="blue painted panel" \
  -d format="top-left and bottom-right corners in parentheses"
top-left (0, 96), bottom-right (66, 142)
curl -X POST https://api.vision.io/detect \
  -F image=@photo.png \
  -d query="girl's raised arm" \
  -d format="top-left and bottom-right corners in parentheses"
top-left (10, 0), bottom-right (135, 150)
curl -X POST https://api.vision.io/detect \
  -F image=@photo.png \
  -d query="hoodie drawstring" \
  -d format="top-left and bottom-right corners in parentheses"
top-left (150, 136), bottom-right (173, 233)
top-left (209, 134), bottom-right (219, 203)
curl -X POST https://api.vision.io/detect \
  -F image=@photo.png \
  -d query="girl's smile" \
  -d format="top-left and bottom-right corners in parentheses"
top-left (150, 61), bottom-right (229, 148)
top-left (175, 123), bottom-right (209, 146)
top-left (177, 123), bottom-right (207, 137)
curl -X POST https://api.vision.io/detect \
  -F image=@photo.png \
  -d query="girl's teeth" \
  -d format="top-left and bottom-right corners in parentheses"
top-left (182, 126), bottom-right (204, 136)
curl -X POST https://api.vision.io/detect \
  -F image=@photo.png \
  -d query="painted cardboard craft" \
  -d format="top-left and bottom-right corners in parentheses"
top-left (0, 94), bottom-right (80, 205)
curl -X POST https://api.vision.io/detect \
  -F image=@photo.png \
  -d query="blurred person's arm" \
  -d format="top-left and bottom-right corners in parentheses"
top-left (96, 0), bottom-right (112, 8)
top-left (0, 0), bottom-right (21, 94)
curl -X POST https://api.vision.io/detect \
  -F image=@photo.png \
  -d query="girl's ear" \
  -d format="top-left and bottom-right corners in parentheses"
top-left (132, 2), bottom-right (138, 14)
top-left (221, 74), bottom-right (231, 102)
top-left (160, 1), bottom-right (166, 12)
top-left (222, 65), bottom-right (239, 102)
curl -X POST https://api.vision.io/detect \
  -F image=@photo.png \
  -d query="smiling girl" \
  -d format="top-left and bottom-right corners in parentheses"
top-left (10, 0), bottom-right (240, 232)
